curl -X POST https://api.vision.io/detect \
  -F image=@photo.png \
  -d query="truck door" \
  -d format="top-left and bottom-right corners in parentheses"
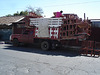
top-left (28, 30), bottom-right (34, 44)
top-left (21, 30), bottom-right (30, 43)
top-left (21, 30), bottom-right (35, 44)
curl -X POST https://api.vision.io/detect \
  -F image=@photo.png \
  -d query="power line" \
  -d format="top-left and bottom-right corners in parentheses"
top-left (0, 1), bottom-right (100, 10)
top-left (44, 1), bottom-right (100, 7)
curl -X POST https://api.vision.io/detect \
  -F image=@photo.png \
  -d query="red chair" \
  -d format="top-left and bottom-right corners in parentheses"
top-left (80, 40), bottom-right (88, 55)
top-left (86, 41), bottom-right (94, 56)
top-left (94, 42), bottom-right (100, 57)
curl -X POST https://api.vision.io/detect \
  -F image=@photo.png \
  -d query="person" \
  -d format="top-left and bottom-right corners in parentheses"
top-left (55, 10), bottom-right (63, 18)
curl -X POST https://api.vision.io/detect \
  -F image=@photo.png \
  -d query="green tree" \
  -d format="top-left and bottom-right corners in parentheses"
top-left (13, 11), bottom-right (20, 16)
top-left (19, 11), bottom-right (28, 16)
top-left (5, 6), bottom-right (43, 16)
top-left (6, 14), bottom-right (12, 17)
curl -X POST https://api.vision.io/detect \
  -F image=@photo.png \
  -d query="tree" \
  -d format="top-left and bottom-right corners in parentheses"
top-left (5, 6), bottom-right (43, 16)
top-left (6, 14), bottom-right (12, 17)
top-left (13, 11), bottom-right (20, 16)
top-left (19, 11), bottom-right (28, 16)
top-left (26, 6), bottom-right (35, 12)
top-left (13, 11), bottom-right (28, 16)
top-left (26, 6), bottom-right (43, 16)
top-left (35, 7), bottom-right (43, 16)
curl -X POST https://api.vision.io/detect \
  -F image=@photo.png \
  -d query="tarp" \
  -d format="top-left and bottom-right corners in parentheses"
top-left (37, 18), bottom-right (49, 37)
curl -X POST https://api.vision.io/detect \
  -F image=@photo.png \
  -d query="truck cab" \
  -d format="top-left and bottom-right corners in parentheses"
top-left (10, 29), bottom-right (35, 46)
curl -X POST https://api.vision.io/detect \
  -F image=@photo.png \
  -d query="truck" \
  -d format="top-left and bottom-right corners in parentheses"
top-left (10, 14), bottom-right (91, 50)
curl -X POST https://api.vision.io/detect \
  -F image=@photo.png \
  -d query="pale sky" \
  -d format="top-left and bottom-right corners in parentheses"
top-left (0, 0), bottom-right (100, 19)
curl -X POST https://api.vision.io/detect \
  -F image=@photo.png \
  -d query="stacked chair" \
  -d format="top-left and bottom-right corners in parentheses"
top-left (94, 42), bottom-right (100, 57)
top-left (80, 40), bottom-right (100, 57)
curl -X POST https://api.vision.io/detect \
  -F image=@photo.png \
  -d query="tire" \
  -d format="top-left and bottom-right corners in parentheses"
top-left (13, 39), bottom-right (19, 46)
top-left (41, 41), bottom-right (50, 50)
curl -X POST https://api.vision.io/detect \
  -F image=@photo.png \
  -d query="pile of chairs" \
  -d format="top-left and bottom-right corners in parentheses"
top-left (80, 40), bottom-right (100, 57)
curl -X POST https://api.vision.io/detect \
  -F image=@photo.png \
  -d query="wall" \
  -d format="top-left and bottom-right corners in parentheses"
top-left (0, 29), bottom-right (12, 40)
top-left (89, 21), bottom-right (100, 42)
top-left (91, 21), bottom-right (100, 27)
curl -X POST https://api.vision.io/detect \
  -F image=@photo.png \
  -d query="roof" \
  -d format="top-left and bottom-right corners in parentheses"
top-left (0, 16), bottom-right (24, 25)
top-left (90, 19), bottom-right (100, 22)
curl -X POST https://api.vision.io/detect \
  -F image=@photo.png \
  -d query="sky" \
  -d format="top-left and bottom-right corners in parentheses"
top-left (0, 0), bottom-right (100, 19)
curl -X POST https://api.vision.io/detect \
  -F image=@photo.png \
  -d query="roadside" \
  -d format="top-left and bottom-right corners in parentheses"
top-left (0, 40), bottom-right (12, 44)
top-left (0, 44), bottom-right (100, 75)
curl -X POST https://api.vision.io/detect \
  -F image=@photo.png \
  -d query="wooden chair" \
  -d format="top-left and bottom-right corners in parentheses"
top-left (94, 42), bottom-right (100, 57)
top-left (80, 40), bottom-right (88, 55)
top-left (86, 41), bottom-right (94, 56)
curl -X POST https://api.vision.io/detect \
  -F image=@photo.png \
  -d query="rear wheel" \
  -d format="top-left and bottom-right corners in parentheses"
top-left (41, 41), bottom-right (50, 50)
top-left (13, 39), bottom-right (19, 46)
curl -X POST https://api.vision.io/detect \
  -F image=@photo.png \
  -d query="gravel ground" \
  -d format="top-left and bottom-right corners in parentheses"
top-left (0, 43), bottom-right (100, 75)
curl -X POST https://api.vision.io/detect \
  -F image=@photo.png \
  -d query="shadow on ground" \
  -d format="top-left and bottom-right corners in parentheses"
top-left (3, 44), bottom-right (80, 57)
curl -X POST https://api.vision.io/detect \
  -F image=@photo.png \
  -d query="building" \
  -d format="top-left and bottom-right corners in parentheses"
top-left (12, 12), bottom-right (42, 34)
top-left (91, 19), bottom-right (100, 27)
top-left (0, 16), bottom-right (24, 40)
top-left (0, 12), bottom-right (42, 40)
top-left (89, 19), bottom-right (100, 42)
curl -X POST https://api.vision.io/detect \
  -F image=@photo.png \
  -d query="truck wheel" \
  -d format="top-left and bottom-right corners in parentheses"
top-left (13, 39), bottom-right (19, 46)
top-left (41, 41), bottom-right (50, 50)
